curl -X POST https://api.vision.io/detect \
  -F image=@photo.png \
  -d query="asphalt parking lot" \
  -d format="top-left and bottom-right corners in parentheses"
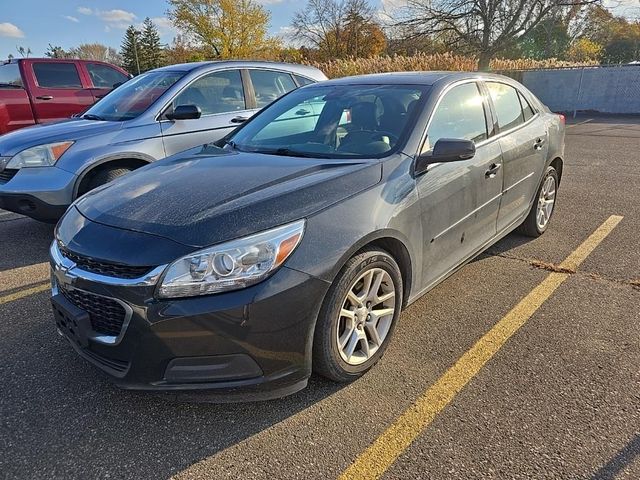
top-left (1, 115), bottom-right (638, 480)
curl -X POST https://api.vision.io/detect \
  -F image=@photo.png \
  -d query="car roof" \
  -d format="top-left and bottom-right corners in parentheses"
top-left (2, 58), bottom-right (114, 65)
top-left (314, 71), bottom-right (515, 86)
top-left (153, 60), bottom-right (325, 79)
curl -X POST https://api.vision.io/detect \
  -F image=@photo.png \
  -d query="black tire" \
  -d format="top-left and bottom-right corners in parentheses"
top-left (313, 247), bottom-right (403, 382)
top-left (85, 167), bottom-right (132, 193)
top-left (517, 165), bottom-right (559, 237)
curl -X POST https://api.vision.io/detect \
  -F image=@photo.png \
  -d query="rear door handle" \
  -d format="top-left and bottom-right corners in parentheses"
top-left (230, 116), bottom-right (248, 124)
top-left (534, 137), bottom-right (546, 150)
top-left (485, 163), bottom-right (501, 178)
top-left (36, 95), bottom-right (53, 100)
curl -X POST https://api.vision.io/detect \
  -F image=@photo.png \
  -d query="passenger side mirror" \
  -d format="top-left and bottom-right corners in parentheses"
top-left (415, 138), bottom-right (476, 175)
top-left (165, 104), bottom-right (202, 121)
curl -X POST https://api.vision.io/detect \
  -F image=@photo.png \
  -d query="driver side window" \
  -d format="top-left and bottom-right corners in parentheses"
top-left (173, 70), bottom-right (246, 116)
top-left (423, 82), bottom-right (488, 153)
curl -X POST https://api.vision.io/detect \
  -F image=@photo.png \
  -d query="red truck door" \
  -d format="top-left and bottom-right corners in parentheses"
top-left (22, 59), bottom-right (95, 123)
top-left (0, 61), bottom-right (35, 134)
top-left (80, 62), bottom-right (130, 102)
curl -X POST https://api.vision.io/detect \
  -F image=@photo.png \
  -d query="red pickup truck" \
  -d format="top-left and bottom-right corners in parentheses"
top-left (0, 58), bottom-right (130, 134)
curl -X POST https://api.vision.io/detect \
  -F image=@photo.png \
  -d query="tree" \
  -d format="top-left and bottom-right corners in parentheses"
top-left (68, 43), bottom-right (121, 64)
top-left (164, 35), bottom-right (207, 64)
top-left (292, 0), bottom-right (386, 60)
top-left (45, 44), bottom-right (68, 58)
top-left (566, 38), bottom-right (603, 61)
top-left (121, 26), bottom-right (142, 75)
top-left (140, 18), bottom-right (164, 70)
top-left (167, 0), bottom-right (280, 59)
top-left (16, 46), bottom-right (31, 58)
top-left (393, 0), bottom-right (599, 70)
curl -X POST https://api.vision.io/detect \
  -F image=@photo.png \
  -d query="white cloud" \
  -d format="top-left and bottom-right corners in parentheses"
top-left (0, 22), bottom-right (24, 38)
top-left (77, 6), bottom-right (93, 15)
top-left (98, 9), bottom-right (137, 24)
top-left (62, 15), bottom-right (79, 23)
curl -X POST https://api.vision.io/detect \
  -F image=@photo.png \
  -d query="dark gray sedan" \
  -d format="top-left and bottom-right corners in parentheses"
top-left (0, 61), bottom-right (325, 221)
top-left (50, 72), bottom-right (564, 400)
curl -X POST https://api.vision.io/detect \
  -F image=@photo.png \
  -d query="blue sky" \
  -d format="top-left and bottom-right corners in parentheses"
top-left (1, 0), bottom-right (638, 59)
top-left (0, 0), bottom-right (321, 58)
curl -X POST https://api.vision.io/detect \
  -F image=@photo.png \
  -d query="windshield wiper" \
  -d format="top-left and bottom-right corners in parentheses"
top-left (266, 147), bottom-right (332, 159)
top-left (82, 114), bottom-right (105, 121)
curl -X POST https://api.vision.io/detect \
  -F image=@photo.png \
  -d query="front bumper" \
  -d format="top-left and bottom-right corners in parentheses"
top-left (0, 166), bottom-right (76, 221)
top-left (50, 241), bottom-right (330, 401)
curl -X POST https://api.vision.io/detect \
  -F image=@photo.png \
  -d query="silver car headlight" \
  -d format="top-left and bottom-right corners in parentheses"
top-left (157, 220), bottom-right (305, 299)
top-left (6, 141), bottom-right (74, 168)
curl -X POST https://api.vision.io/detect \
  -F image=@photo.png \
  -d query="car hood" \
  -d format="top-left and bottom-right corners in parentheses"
top-left (75, 146), bottom-right (382, 248)
top-left (0, 119), bottom-right (122, 156)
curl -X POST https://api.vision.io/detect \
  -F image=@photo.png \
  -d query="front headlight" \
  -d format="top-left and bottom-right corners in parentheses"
top-left (6, 141), bottom-right (74, 168)
top-left (157, 220), bottom-right (305, 299)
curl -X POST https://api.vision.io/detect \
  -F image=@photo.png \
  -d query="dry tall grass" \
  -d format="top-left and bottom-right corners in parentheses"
top-left (308, 53), bottom-right (598, 78)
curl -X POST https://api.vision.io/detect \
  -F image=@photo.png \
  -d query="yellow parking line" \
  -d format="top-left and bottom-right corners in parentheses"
top-left (339, 215), bottom-right (623, 480)
top-left (0, 282), bottom-right (50, 306)
top-left (0, 262), bottom-right (50, 288)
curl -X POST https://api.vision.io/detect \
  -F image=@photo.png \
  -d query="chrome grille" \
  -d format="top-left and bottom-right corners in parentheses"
top-left (60, 246), bottom-right (152, 279)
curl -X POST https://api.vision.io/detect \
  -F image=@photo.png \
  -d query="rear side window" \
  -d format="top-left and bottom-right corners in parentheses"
top-left (86, 63), bottom-right (129, 89)
top-left (425, 82), bottom-right (488, 151)
top-left (173, 69), bottom-right (246, 115)
top-left (518, 91), bottom-right (535, 121)
top-left (486, 82), bottom-right (524, 131)
top-left (33, 62), bottom-right (82, 88)
top-left (293, 74), bottom-right (315, 86)
top-left (249, 70), bottom-right (297, 108)
top-left (0, 63), bottom-right (23, 88)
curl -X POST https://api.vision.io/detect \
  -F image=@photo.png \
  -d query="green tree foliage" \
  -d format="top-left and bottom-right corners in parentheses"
top-left (120, 26), bottom-right (142, 74)
top-left (45, 44), bottom-right (67, 58)
top-left (140, 18), bottom-right (164, 70)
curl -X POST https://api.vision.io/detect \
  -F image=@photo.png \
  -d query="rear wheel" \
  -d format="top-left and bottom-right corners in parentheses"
top-left (517, 166), bottom-right (558, 237)
top-left (313, 248), bottom-right (403, 382)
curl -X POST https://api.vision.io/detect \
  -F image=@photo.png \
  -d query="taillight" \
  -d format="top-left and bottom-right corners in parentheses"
top-left (558, 114), bottom-right (565, 124)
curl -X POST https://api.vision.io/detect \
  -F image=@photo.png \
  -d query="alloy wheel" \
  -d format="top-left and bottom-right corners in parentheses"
top-left (336, 267), bottom-right (396, 366)
top-left (536, 174), bottom-right (556, 231)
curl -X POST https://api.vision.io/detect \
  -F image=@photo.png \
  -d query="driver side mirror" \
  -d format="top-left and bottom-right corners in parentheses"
top-left (165, 104), bottom-right (202, 121)
top-left (415, 138), bottom-right (476, 175)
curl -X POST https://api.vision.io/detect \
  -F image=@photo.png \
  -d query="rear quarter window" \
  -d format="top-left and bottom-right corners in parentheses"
top-left (486, 82), bottom-right (524, 131)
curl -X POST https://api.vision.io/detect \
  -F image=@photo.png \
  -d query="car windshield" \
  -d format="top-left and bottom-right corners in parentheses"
top-left (82, 71), bottom-right (185, 121)
top-left (228, 84), bottom-right (429, 159)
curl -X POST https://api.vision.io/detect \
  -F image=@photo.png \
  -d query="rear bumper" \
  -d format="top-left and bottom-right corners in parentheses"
top-left (0, 166), bottom-right (76, 221)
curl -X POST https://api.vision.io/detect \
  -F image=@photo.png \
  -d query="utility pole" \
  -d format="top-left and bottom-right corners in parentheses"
top-left (133, 31), bottom-right (141, 75)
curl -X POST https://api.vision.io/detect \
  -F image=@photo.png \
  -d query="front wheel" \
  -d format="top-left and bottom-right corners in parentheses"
top-left (313, 248), bottom-right (403, 382)
top-left (517, 166), bottom-right (559, 237)
top-left (81, 167), bottom-right (133, 196)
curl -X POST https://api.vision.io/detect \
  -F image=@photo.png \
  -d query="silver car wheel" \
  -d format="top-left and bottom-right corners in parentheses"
top-left (536, 174), bottom-right (556, 231)
top-left (336, 267), bottom-right (396, 366)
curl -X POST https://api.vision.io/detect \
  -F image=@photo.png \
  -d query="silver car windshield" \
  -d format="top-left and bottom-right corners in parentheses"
top-left (83, 71), bottom-right (185, 121)
top-left (229, 84), bottom-right (429, 159)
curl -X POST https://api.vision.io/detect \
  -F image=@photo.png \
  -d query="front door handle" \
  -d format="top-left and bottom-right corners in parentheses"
top-left (230, 116), bottom-right (248, 124)
top-left (534, 137), bottom-right (546, 150)
top-left (36, 95), bottom-right (53, 100)
top-left (485, 163), bottom-right (501, 178)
